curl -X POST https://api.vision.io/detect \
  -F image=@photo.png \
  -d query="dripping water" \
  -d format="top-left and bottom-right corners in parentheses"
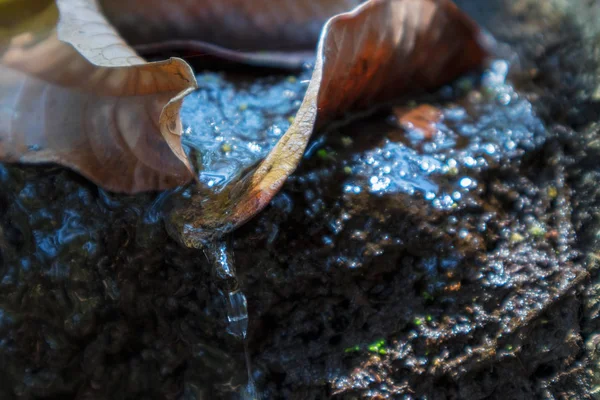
top-left (204, 240), bottom-right (257, 399)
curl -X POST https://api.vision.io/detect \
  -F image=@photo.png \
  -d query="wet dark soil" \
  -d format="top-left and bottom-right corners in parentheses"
top-left (1, 1), bottom-right (600, 399)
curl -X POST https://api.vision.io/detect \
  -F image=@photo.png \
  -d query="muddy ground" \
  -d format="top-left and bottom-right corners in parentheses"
top-left (1, 1), bottom-right (600, 399)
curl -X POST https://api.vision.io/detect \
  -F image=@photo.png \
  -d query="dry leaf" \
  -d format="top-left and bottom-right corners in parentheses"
top-left (99, 0), bottom-right (362, 51)
top-left (99, 0), bottom-right (363, 69)
top-left (395, 104), bottom-right (443, 140)
top-left (0, 0), bottom-right (197, 193)
top-left (168, 0), bottom-right (489, 246)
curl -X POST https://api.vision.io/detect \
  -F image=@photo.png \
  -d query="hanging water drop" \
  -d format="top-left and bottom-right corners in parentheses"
top-left (226, 290), bottom-right (248, 339)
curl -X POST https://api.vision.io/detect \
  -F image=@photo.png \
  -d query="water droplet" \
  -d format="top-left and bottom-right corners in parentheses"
top-left (464, 157), bottom-right (477, 167)
top-left (226, 290), bottom-right (249, 339)
top-left (497, 92), bottom-right (511, 105)
top-left (483, 143), bottom-right (497, 155)
top-left (460, 177), bottom-right (474, 188)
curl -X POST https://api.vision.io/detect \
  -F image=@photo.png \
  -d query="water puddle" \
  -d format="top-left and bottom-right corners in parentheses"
top-left (180, 70), bottom-right (311, 189)
top-left (178, 58), bottom-right (545, 217)
top-left (333, 59), bottom-right (546, 209)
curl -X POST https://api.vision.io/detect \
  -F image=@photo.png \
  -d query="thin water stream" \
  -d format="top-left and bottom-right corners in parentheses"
top-left (204, 240), bottom-right (257, 399)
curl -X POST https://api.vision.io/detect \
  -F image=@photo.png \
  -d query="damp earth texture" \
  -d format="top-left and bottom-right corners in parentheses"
top-left (2, 0), bottom-right (600, 399)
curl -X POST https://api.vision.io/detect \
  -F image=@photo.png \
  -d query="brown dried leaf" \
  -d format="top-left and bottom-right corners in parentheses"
top-left (100, 0), bottom-right (363, 51)
top-left (169, 0), bottom-right (489, 246)
top-left (99, 0), bottom-right (363, 69)
top-left (394, 104), bottom-right (443, 140)
top-left (0, 0), bottom-right (197, 193)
